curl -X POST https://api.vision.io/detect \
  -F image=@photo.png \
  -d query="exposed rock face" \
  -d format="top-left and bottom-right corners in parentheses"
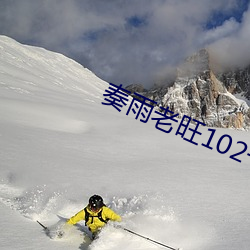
top-left (126, 49), bottom-right (250, 129)
top-left (163, 49), bottom-right (250, 129)
top-left (218, 66), bottom-right (250, 100)
top-left (125, 83), bottom-right (146, 94)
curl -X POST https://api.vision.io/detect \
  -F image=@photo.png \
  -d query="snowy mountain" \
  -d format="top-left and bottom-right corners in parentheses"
top-left (128, 49), bottom-right (250, 130)
top-left (218, 65), bottom-right (250, 101)
top-left (0, 36), bottom-right (250, 250)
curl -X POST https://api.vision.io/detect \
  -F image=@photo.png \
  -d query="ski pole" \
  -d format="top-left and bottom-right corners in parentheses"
top-left (122, 227), bottom-right (180, 250)
top-left (37, 220), bottom-right (48, 231)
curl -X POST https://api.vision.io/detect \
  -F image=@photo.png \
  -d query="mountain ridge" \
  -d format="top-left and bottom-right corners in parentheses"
top-left (126, 49), bottom-right (250, 130)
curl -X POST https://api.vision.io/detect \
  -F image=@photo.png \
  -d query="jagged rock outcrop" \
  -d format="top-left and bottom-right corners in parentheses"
top-left (161, 49), bottom-right (250, 129)
top-left (218, 66), bottom-right (250, 100)
top-left (125, 83), bottom-right (146, 94)
top-left (126, 49), bottom-right (250, 129)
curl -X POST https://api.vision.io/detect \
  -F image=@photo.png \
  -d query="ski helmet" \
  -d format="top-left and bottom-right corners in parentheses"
top-left (89, 195), bottom-right (104, 210)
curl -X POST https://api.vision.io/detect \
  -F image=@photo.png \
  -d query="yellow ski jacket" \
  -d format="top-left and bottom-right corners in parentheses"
top-left (67, 206), bottom-right (121, 233)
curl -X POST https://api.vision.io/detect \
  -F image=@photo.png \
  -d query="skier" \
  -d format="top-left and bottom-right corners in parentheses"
top-left (66, 194), bottom-right (121, 239)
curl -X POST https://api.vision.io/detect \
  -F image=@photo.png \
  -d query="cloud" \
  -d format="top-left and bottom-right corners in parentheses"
top-left (200, 18), bottom-right (240, 45)
top-left (209, 4), bottom-right (250, 69)
top-left (0, 0), bottom-right (249, 87)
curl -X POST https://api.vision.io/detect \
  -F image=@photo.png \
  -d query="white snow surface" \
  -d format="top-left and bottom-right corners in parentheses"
top-left (0, 35), bottom-right (250, 250)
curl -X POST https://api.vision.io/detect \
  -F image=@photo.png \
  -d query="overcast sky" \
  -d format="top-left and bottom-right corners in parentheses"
top-left (0, 0), bottom-right (249, 87)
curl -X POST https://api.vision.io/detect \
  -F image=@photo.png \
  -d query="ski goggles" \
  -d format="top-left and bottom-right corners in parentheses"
top-left (89, 205), bottom-right (101, 212)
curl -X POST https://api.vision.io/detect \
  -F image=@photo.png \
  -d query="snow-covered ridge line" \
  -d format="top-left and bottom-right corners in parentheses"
top-left (0, 35), bottom-right (108, 101)
top-left (0, 35), bottom-right (111, 134)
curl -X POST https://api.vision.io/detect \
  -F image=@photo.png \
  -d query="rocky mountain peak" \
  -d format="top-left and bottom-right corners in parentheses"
top-left (127, 49), bottom-right (250, 130)
top-left (177, 49), bottom-right (210, 78)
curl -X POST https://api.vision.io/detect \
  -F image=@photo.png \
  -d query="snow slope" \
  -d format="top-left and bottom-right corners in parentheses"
top-left (0, 35), bottom-right (250, 250)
